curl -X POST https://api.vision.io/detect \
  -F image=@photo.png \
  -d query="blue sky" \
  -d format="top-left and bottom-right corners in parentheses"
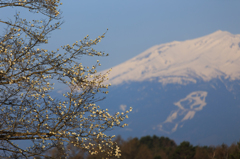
top-left (2, 0), bottom-right (240, 71)
top-left (56, 0), bottom-right (240, 71)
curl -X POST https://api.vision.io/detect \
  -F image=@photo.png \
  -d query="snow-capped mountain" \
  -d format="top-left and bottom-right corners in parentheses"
top-left (95, 30), bottom-right (240, 146)
top-left (107, 30), bottom-right (240, 85)
top-left (53, 30), bottom-right (240, 145)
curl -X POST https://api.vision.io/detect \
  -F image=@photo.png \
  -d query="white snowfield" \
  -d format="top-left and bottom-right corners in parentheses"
top-left (106, 30), bottom-right (240, 85)
top-left (156, 91), bottom-right (208, 134)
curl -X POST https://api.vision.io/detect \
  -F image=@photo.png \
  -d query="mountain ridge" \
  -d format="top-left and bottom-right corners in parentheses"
top-left (94, 30), bottom-right (240, 146)
top-left (105, 30), bottom-right (240, 85)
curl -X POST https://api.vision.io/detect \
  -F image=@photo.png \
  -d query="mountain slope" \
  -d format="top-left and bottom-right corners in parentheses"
top-left (92, 30), bottom-right (240, 146)
top-left (51, 30), bottom-right (240, 145)
top-left (107, 30), bottom-right (240, 85)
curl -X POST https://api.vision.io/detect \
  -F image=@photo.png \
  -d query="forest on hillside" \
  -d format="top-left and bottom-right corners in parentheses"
top-left (45, 135), bottom-right (240, 159)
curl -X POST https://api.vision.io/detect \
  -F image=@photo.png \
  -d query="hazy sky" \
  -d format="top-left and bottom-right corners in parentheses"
top-left (2, 0), bottom-right (240, 71)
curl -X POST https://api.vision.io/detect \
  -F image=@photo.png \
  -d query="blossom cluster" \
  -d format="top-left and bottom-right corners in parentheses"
top-left (0, 0), bottom-right (131, 158)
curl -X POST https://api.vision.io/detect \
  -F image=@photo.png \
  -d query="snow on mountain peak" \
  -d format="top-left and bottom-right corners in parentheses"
top-left (107, 30), bottom-right (240, 85)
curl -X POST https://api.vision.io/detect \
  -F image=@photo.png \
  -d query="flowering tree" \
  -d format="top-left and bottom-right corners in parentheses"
top-left (0, 0), bottom-right (131, 158)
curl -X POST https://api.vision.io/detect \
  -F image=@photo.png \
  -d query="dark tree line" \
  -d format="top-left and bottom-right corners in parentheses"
top-left (45, 135), bottom-right (240, 159)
